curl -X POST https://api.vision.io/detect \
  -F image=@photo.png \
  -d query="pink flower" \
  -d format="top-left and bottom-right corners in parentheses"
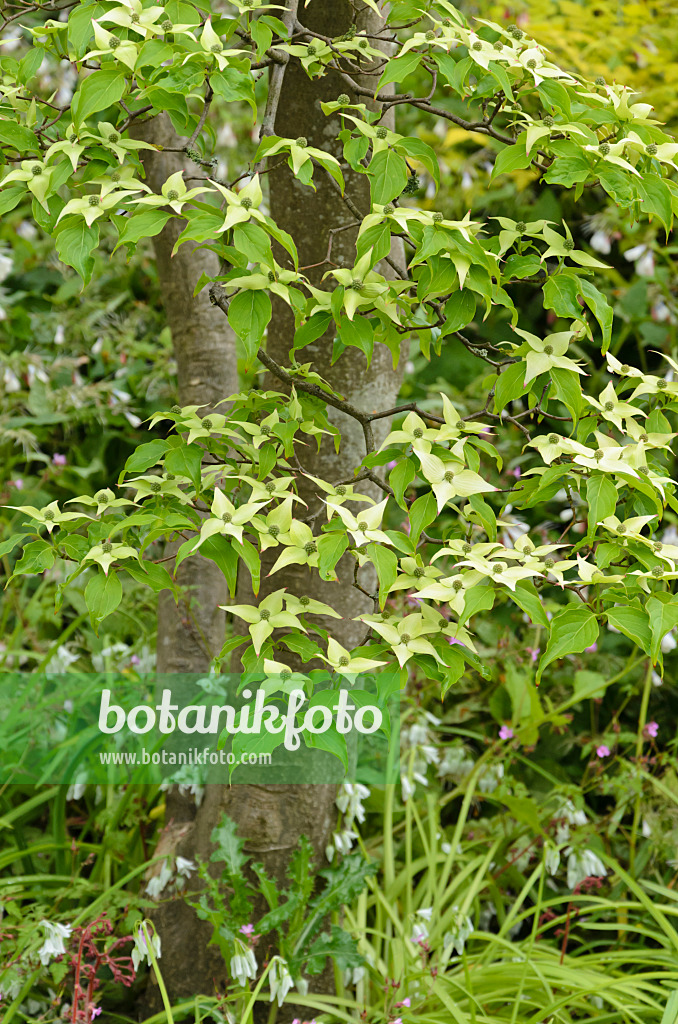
top-left (596, 745), bottom-right (610, 758)
top-left (395, 998), bottom-right (411, 1008)
top-left (239, 924), bottom-right (255, 936)
top-left (52, 453), bottom-right (67, 466)
top-left (9, 478), bottom-right (23, 490)
top-left (130, 655), bottom-right (140, 666)
top-left (499, 725), bottom-right (514, 740)
top-left (585, 643), bottom-right (598, 653)
top-left (509, 466), bottom-right (521, 479)
top-left (91, 1010), bottom-right (102, 1020)
top-left (644, 721), bottom-right (659, 739)
top-left (385, 460), bottom-right (398, 471)
top-left (525, 646), bottom-right (540, 663)
top-left (447, 636), bottom-right (465, 647)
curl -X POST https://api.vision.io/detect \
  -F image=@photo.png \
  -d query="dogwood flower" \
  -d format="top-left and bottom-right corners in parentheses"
top-left (414, 570), bottom-right (487, 617)
top-left (223, 590), bottom-right (305, 655)
top-left (68, 488), bottom-right (136, 515)
top-left (320, 251), bottom-right (400, 322)
top-left (82, 121), bottom-right (158, 164)
top-left (88, 164), bottom-right (152, 197)
top-left (456, 553), bottom-right (542, 591)
top-left (263, 135), bottom-right (342, 183)
top-left (209, 174), bottom-right (268, 232)
top-left (269, 520), bottom-right (320, 574)
top-left (585, 138), bottom-right (640, 176)
top-left (127, 474), bottom-right (191, 503)
top-left (193, 489), bottom-right (266, 550)
top-left (320, 637), bottom-right (386, 677)
top-left (57, 187), bottom-right (140, 227)
top-left (251, 498), bottom-right (294, 550)
top-left (529, 432), bottom-right (589, 464)
top-left (585, 382), bottom-right (645, 431)
top-left (304, 474), bottom-right (374, 512)
top-left (511, 326), bottom-right (584, 385)
top-left (329, 497), bottom-right (392, 546)
top-left (83, 540), bottom-right (138, 575)
top-left (416, 451), bottom-right (496, 511)
top-left (598, 514), bottom-right (655, 544)
top-left (99, 0), bottom-right (165, 37)
top-left (283, 593), bottom-right (341, 619)
top-left (86, 22), bottom-right (139, 67)
top-left (626, 130), bottom-right (678, 171)
top-left (238, 474), bottom-right (305, 506)
top-left (134, 171), bottom-right (212, 216)
top-left (38, 921), bottom-right (72, 966)
top-left (0, 160), bottom-right (56, 209)
top-left (388, 557), bottom-right (443, 592)
top-left (5, 499), bottom-right (87, 534)
top-left (572, 441), bottom-right (639, 479)
top-left (44, 124), bottom-right (87, 172)
top-left (361, 612), bottom-right (441, 667)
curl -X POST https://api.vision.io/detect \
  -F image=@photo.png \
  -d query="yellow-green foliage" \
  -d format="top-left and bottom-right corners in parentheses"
top-left (489, 1), bottom-right (678, 128)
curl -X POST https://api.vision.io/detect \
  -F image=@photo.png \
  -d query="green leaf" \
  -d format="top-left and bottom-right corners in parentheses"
top-left (542, 273), bottom-right (584, 321)
top-left (0, 122), bottom-right (40, 153)
top-left (510, 581), bottom-right (550, 629)
top-left (71, 69), bottom-right (127, 126)
top-left (389, 459), bottom-right (415, 510)
top-left (232, 537), bottom-right (261, 595)
top-left (395, 137), bottom-right (440, 191)
top-left (164, 443), bottom-right (202, 492)
top-left (551, 368), bottom-right (582, 424)
top-left (200, 535), bottom-right (239, 597)
top-left (491, 136), bottom-right (530, 179)
top-left (209, 814), bottom-right (249, 873)
top-left (85, 571), bottom-right (123, 631)
top-left (367, 542), bottom-right (398, 609)
top-left (228, 290), bottom-right (272, 366)
top-left (408, 491), bottom-right (437, 544)
top-left (54, 217), bottom-right (100, 287)
top-left (536, 605), bottom-right (599, 685)
top-left (125, 560), bottom-right (175, 594)
top-left (637, 173), bottom-right (673, 237)
top-left (376, 51), bottom-right (421, 91)
top-left (578, 278), bottom-right (613, 352)
top-left (606, 606), bottom-right (652, 656)
top-left (466, 494), bottom-right (496, 542)
top-left (10, 540), bottom-right (55, 579)
top-left (232, 221), bottom-right (272, 263)
top-left (494, 361), bottom-right (526, 413)
top-left (646, 594), bottom-right (678, 664)
top-left (543, 155), bottom-right (591, 187)
top-left (441, 290), bottom-right (476, 334)
top-left (440, 646), bottom-right (465, 699)
top-left (586, 474), bottom-right (617, 539)
top-left (306, 926), bottom-right (362, 976)
top-left (114, 210), bottom-right (171, 254)
top-left (317, 532), bottom-right (348, 582)
top-left (597, 165), bottom-right (635, 205)
top-left (119, 439), bottom-right (170, 482)
top-left (369, 148), bottom-right (408, 205)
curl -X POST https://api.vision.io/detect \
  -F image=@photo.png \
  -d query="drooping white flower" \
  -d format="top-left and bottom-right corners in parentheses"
top-left (268, 956), bottom-right (294, 1006)
top-left (230, 939), bottom-right (257, 987)
top-left (443, 908), bottom-right (474, 955)
top-left (131, 922), bottom-right (161, 972)
top-left (37, 920), bottom-right (72, 966)
top-left (565, 848), bottom-right (607, 889)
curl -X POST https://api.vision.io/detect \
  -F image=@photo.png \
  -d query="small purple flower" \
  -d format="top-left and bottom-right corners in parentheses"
top-left (644, 721), bottom-right (659, 739)
top-left (91, 1010), bottom-right (102, 1020)
top-left (499, 725), bottom-right (514, 740)
top-left (130, 654), bottom-right (140, 667)
top-left (52, 453), bottom-right (67, 466)
top-left (10, 478), bottom-right (23, 490)
top-left (395, 998), bottom-right (411, 1008)
top-left (596, 745), bottom-right (610, 758)
top-left (509, 466), bottom-right (521, 479)
top-left (385, 460), bottom-right (398, 471)
top-left (525, 646), bottom-right (540, 663)
top-left (239, 923), bottom-right (255, 936)
top-left (447, 636), bottom-right (465, 647)
top-left (585, 643), bottom-right (598, 653)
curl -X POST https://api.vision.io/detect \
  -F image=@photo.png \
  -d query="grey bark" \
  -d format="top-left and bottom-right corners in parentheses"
top-left (135, 0), bottom-right (405, 1012)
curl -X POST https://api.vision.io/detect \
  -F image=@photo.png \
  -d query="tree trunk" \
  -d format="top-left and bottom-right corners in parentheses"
top-left (136, 0), bottom-right (405, 1010)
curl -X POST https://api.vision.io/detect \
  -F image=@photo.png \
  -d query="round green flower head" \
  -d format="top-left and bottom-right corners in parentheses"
top-left (544, 344), bottom-right (554, 355)
top-left (543, 115), bottom-right (555, 127)
top-left (295, 137), bottom-right (308, 148)
top-left (548, 433), bottom-right (559, 444)
top-left (88, 195), bottom-right (100, 206)
top-left (202, 417), bottom-right (213, 430)
top-left (337, 94), bottom-right (350, 104)
top-left (646, 143), bottom-right (658, 156)
top-left (31, 165), bottom-right (42, 176)
top-left (383, 203), bottom-right (395, 214)
top-left (166, 189), bottom-right (179, 201)
top-left (101, 539), bottom-right (113, 552)
top-left (376, 126), bottom-right (388, 140)
top-left (171, 405), bottom-right (182, 413)
top-left (425, 30), bottom-right (436, 41)
top-left (472, 40), bottom-right (483, 51)
top-left (516, 221), bottom-right (527, 233)
top-left (595, 75), bottom-right (606, 86)
top-left (599, 142), bottom-right (610, 156)
top-left (109, 35), bottom-right (121, 48)
top-left (161, 20), bottom-right (173, 31)
top-left (432, 212), bottom-right (444, 222)
top-left (563, 239), bottom-right (575, 251)
top-left (306, 44), bottom-right (316, 56)
top-left (43, 509), bottom-right (55, 521)
top-left (241, 197), bottom-right (253, 209)
top-left (150, 481), bottom-right (162, 493)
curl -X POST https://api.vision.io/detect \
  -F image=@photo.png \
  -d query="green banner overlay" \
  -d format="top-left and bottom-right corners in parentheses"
top-left (0, 673), bottom-right (400, 785)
